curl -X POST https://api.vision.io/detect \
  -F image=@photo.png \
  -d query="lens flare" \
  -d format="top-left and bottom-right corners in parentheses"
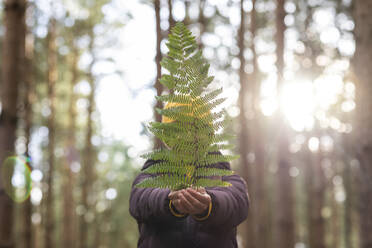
top-left (1, 156), bottom-right (32, 203)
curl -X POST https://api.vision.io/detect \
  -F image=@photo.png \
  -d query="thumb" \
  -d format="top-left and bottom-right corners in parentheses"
top-left (168, 190), bottom-right (180, 199)
top-left (196, 187), bottom-right (206, 194)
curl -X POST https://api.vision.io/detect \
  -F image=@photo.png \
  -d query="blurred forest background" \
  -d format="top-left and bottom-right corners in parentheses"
top-left (1, 0), bottom-right (372, 247)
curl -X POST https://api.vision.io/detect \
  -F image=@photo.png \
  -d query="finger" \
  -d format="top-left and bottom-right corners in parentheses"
top-left (172, 199), bottom-right (187, 214)
top-left (196, 187), bottom-right (206, 194)
top-left (189, 187), bottom-right (208, 199)
top-left (169, 190), bottom-right (179, 198)
top-left (183, 189), bottom-right (206, 210)
top-left (173, 198), bottom-right (188, 214)
top-left (168, 190), bottom-right (181, 199)
top-left (179, 191), bottom-right (196, 213)
top-left (187, 188), bottom-right (211, 205)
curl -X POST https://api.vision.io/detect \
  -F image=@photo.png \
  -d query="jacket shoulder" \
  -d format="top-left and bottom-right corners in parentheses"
top-left (141, 159), bottom-right (159, 171)
top-left (141, 151), bottom-right (231, 171)
top-left (208, 151), bottom-right (231, 170)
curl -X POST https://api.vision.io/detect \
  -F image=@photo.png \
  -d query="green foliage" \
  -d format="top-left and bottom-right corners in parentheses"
top-left (136, 22), bottom-right (238, 190)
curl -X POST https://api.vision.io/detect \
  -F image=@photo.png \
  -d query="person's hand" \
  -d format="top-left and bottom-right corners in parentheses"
top-left (182, 187), bottom-right (211, 215)
top-left (168, 187), bottom-right (211, 215)
top-left (168, 190), bottom-right (188, 214)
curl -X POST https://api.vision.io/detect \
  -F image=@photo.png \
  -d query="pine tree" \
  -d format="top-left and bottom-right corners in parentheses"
top-left (275, 0), bottom-right (295, 247)
top-left (153, 0), bottom-right (164, 149)
top-left (44, 16), bottom-right (57, 248)
top-left (136, 22), bottom-right (237, 190)
top-left (0, 0), bottom-right (26, 246)
top-left (353, 1), bottom-right (372, 247)
top-left (237, 1), bottom-right (256, 247)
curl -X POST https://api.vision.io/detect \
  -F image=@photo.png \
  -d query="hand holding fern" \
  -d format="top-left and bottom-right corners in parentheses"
top-left (169, 187), bottom-right (211, 215)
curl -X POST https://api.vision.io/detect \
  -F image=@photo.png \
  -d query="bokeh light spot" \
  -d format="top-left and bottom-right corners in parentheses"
top-left (105, 188), bottom-right (117, 200)
top-left (1, 156), bottom-right (32, 203)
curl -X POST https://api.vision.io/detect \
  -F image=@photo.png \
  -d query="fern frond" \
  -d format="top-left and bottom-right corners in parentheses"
top-left (136, 175), bottom-right (192, 190)
top-left (197, 111), bottom-right (225, 125)
top-left (137, 22), bottom-right (238, 190)
top-left (159, 74), bottom-right (176, 89)
top-left (207, 143), bottom-right (235, 152)
top-left (143, 162), bottom-right (188, 175)
top-left (194, 178), bottom-right (232, 188)
top-left (160, 57), bottom-right (180, 75)
top-left (141, 149), bottom-right (194, 164)
top-left (195, 167), bottom-right (234, 177)
top-left (156, 107), bottom-right (195, 123)
top-left (196, 88), bottom-right (223, 104)
top-left (199, 153), bottom-right (239, 166)
top-left (155, 94), bottom-right (191, 104)
top-left (193, 98), bottom-right (227, 116)
top-left (211, 133), bottom-right (236, 144)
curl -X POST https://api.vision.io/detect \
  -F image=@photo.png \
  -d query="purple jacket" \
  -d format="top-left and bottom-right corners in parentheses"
top-left (129, 159), bottom-right (250, 248)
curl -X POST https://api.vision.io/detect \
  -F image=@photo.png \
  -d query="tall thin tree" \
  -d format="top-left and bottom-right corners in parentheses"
top-left (237, 1), bottom-right (255, 247)
top-left (183, 0), bottom-right (191, 26)
top-left (331, 177), bottom-right (340, 248)
top-left (44, 17), bottom-right (57, 248)
top-left (0, 0), bottom-right (26, 247)
top-left (80, 29), bottom-right (97, 248)
top-left (198, 0), bottom-right (206, 50)
top-left (62, 44), bottom-right (79, 248)
top-left (251, 0), bottom-right (269, 247)
top-left (23, 5), bottom-right (35, 248)
top-left (343, 157), bottom-right (352, 248)
top-left (275, 0), bottom-right (295, 247)
top-left (168, 0), bottom-right (175, 32)
top-left (154, 0), bottom-right (163, 149)
top-left (353, 1), bottom-right (372, 248)
top-left (306, 131), bottom-right (326, 248)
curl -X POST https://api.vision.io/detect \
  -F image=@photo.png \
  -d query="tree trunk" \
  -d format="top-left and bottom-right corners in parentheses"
top-left (306, 133), bottom-right (326, 248)
top-left (80, 30), bottom-right (96, 248)
top-left (183, 1), bottom-right (192, 26)
top-left (276, 127), bottom-right (295, 248)
top-left (154, 0), bottom-right (163, 149)
top-left (275, 0), bottom-right (295, 247)
top-left (353, 1), bottom-right (372, 248)
top-left (23, 7), bottom-right (34, 248)
top-left (168, 0), bottom-right (175, 31)
top-left (198, 0), bottom-right (206, 50)
top-left (331, 180), bottom-right (340, 248)
top-left (237, 1), bottom-right (255, 247)
top-left (343, 159), bottom-right (352, 248)
top-left (0, 0), bottom-right (25, 247)
top-left (44, 17), bottom-right (57, 248)
top-left (93, 213), bottom-right (103, 248)
top-left (251, 0), bottom-right (269, 247)
top-left (80, 80), bottom-right (95, 248)
top-left (62, 46), bottom-right (79, 248)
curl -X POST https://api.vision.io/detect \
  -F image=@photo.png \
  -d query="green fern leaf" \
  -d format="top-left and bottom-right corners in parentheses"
top-left (136, 22), bottom-right (239, 190)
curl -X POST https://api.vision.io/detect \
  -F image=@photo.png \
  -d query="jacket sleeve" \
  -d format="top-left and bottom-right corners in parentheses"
top-left (202, 162), bottom-right (250, 230)
top-left (129, 160), bottom-right (185, 223)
